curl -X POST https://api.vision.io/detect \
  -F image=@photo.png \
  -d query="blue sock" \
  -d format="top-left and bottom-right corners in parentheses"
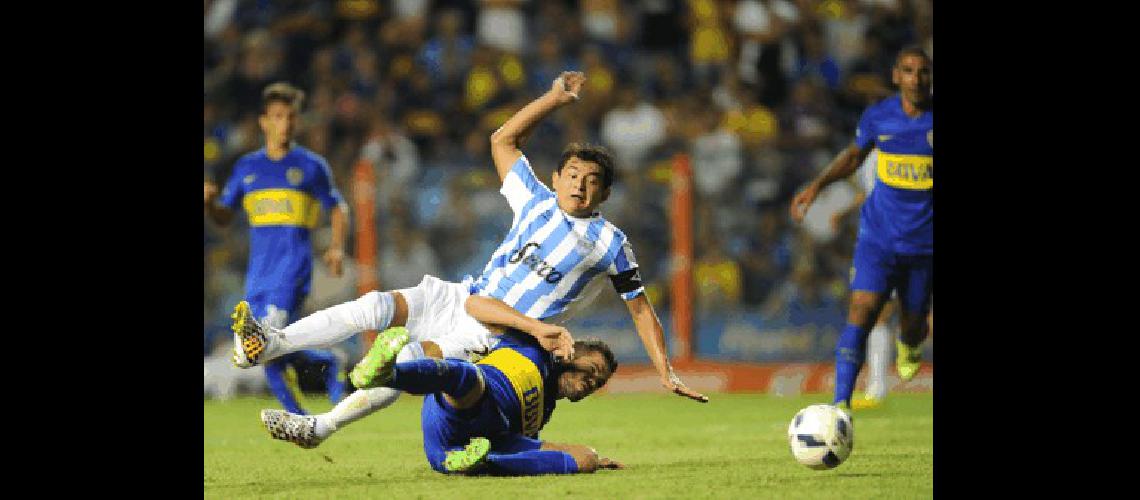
top-left (484, 450), bottom-right (579, 475)
top-left (833, 323), bottom-right (870, 407)
top-left (388, 358), bottom-right (481, 399)
top-left (264, 358), bottom-right (306, 415)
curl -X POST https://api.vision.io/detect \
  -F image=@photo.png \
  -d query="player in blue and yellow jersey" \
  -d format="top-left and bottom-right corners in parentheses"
top-left (263, 294), bottom-right (623, 475)
top-left (204, 82), bottom-right (349, 414)
top-left (790, 46), bottom-right (933, 411)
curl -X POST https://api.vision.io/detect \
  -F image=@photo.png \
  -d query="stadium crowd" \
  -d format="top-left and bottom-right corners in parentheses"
top-left (203, 0), bottom-right (933, 362)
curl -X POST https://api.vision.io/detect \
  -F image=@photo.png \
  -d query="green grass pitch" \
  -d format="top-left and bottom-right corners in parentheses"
top-left (205, 392), bottom-right (932, 498)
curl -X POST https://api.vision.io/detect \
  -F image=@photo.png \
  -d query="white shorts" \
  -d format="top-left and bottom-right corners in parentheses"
top-left (395, 275), bottom-right (500, 360)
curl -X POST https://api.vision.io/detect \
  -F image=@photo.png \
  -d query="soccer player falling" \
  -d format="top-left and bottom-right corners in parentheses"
top-left (230, 71), bottom-right (706, 449)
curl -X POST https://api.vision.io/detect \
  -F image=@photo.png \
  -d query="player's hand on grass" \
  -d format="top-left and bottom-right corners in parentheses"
top-left (598, 457), bottom-right (625, 470)
top-left (531, 324), bottom-right (575, 361)
top-left (550, 71), bottom-right (585, 105)
top-left (323, 247), bottom-right (344, 277)
top-left (790, 183), bottom-right (820, 223)
top-left (664, 372), bottom-right (709, 403)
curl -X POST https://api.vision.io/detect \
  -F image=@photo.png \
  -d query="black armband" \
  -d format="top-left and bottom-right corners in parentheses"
top-left (609, 268), bottom-right (643, 294)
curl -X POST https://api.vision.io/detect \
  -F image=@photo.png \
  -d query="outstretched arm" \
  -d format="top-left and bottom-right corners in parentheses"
top-left (625, 295), bottom-right (709, 403)
top-left (489, 71), bottom-right (585, 182)
top-left (789, 143), bottom-right (872, 223)
top-left (464, 295), bottom-right (574, 360)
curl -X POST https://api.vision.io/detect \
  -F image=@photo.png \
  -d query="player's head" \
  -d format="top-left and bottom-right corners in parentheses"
top-left (552, 143), bottom-right (615, 218)
top-left (260, 82), bottom-right (304, 148)
top-left (892, 45), bottom-right (932, 105)
top-left (556, 338), bottom-right (618, 402)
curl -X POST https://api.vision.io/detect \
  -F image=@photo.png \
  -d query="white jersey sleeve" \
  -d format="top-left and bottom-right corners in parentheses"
top-left (499, 154), bottom-right (554, 217)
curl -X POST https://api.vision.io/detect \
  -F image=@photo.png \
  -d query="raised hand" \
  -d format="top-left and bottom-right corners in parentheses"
top-left (549, 71), bottom-right (586, 105)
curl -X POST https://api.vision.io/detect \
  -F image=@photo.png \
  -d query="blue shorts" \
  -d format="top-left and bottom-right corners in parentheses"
top-left (420, 370), bottom-right (542, 473)
top-left (850, 238), bottom-right (933, 316)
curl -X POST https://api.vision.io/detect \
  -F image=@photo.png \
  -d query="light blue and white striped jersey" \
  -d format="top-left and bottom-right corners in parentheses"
top-left (468, 155), bottom-right (644, 322)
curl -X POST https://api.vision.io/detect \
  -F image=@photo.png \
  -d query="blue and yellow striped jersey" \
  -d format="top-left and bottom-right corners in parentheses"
top-left (476, 332), bottom-right (559, 439)
top-left (219, 145), bottom-right (345, 297)
top-left (854, 95), bottom-right (933, 255)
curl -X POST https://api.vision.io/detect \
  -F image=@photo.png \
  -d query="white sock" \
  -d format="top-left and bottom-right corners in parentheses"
top-left (864, 323), bottom-right (894, 400)
top-left (313, 341), bottom-right (426, 439)
top-left (274, 291), bottom-right (395, 355)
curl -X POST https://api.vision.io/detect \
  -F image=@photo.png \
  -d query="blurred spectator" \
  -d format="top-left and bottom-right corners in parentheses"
top-left (600, 85), bottom-right (668, 179)
top-left (694, 232), bottom-right (744, 313)
top-left (715, 75), bottom-right (780, 148)
top-left (378, 221), bottom-right (443, 290)
top-left (530, 33), bottom-right (578, 95)
top-left (737, 210), bottom-right (793, 306)
top-left (821, 0), bottom-right (870, 74)
top-left (418, 8), bottom-right (475, 88)
top-left (686, 0), bottom-right (733, 86)
top-left (463, 45), bottom-right (507, 112)
top-left (792, 26), bottom-right (841, 90)
top-left (733, 0), bottom-right (800, 106)
top-left (691, 107), bottom-right (744, 200)
top-left (778, 78), bottom-right (833, 154)
top-left (476, 0), bottom-right (528, 54)
top-left (762, 253), bottom-right (838, 319)
top-left (361, 116), bottom-right (420, 211)
top-left (426, 173), bottom-right (479, 278)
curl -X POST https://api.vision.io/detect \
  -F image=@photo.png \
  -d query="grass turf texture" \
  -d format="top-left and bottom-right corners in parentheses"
top-left (205, 392), bottom-right (932, 498)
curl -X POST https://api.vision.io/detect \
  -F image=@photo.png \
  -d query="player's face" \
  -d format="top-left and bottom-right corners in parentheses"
top-left (552, 156), bottom-right (610, 217)
top-left (260, 101), bottom-right (297, 148)
top-left (557, 350), bottom-right (612, 402)
top-left (892, 54), bottom-right (932, 105)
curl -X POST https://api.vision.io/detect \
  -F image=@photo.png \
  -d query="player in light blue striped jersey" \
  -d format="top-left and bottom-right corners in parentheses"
top-left (231, 71), bottom-right (707, 451)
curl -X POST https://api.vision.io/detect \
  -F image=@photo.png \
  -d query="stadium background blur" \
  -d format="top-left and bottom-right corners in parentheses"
top-left (203, 0), bottom-right (933, 396)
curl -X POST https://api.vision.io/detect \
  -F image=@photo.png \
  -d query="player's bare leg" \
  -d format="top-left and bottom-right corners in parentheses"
top-left (834, 290), bottom-right (891, 411)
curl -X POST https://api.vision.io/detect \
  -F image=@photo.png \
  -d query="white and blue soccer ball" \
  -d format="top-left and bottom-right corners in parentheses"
top-left (787, 404), bottom-right (854, 470)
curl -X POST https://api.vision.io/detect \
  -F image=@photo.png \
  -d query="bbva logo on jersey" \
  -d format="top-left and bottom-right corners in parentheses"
top-left (509, 242), bottom-right (563, 284)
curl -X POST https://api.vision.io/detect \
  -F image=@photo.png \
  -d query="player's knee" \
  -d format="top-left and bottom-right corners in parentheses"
top-left (847, 295), bottom-right (882, 326)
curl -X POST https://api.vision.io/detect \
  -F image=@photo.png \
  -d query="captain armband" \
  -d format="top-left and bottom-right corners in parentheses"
top-left (609, 268), bottom-right (643, 294)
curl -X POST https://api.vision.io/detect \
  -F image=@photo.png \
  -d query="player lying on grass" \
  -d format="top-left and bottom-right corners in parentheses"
top-left (263, 322), bottom-right (624, 475)
top-left (237, 291), bottom-right (575, 448)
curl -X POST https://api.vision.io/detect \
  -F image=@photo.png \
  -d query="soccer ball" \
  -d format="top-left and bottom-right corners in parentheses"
top-left (787, 404), bottom-right (854, 470)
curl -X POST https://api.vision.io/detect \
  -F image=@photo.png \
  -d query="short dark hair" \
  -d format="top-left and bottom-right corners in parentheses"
top-left (895, 45), bottom-right (931, 66)
top-left (557, 143), bottom-right (616, 189)
top-left (574, 338), bottom-right (619, 384)
top-left (261, 82), bottom-right (304, 114)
